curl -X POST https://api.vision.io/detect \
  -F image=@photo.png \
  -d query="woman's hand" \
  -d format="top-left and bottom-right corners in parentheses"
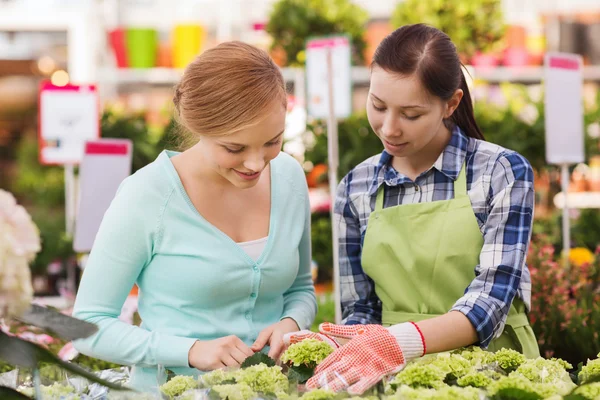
top-left (188, 336), bottom-right (254, 371)
top-left (251, 318), bottom-right (300, 360)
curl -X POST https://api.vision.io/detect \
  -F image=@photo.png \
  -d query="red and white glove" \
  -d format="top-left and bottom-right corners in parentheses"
top-left (305, 322), bottom-right (426, 395)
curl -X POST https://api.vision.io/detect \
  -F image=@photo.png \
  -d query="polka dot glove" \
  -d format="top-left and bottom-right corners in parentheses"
top-left (305, 322), bottom-right (426, 395)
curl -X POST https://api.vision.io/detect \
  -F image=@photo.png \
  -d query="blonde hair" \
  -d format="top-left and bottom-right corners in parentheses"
top-left (173, 41), bottom-right (287, 146)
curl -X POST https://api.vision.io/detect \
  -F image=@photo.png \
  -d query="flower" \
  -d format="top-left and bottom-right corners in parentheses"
top-left (0, 189), bottom-right (41, 318)
top-left (280, 338), bottom-right (334, 367)
top-left (160, 375), bottom-right (198, 398)
top-left (569, 247), bottom-right (595, 267)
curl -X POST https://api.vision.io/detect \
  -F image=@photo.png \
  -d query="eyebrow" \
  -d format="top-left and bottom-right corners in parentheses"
top-left (221, 130), bottom-right (285, 147)
top-left (370, 93), bottom-right (426, 109)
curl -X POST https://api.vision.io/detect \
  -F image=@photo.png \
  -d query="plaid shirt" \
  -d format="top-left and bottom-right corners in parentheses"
top-left (334, 126), bottom-right (534, 347)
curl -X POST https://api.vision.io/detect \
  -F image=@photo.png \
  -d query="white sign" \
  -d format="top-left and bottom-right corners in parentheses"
top-left (39, 82), bottom-right (99, 165)
top-left (544, 53), bottom-right (584, 165)
top-left (73, 139), bottom-right (132, 253)
top-left (306, 36), bottom-right (352, 119)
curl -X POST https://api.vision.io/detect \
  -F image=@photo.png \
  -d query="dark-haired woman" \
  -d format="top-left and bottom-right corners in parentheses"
top-left (288, 24), bottom-right (539, 394)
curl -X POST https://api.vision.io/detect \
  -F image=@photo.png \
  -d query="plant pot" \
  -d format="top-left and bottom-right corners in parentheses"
top-left (126, 28), bottom-right (158, 69)
top-left (172, 24), bottom-right (204, 69)
top-left (506, 25), bottom-right (527, 48)
top-left (364, 20), bottom-right (392, 65)
top-left (503, 47), bottom-right (530, 67)
top-left (156, 42), bottom-right (172, 68)
top-left (108, 28), bottom-right (128, 68)
top-left (471, 52), bottom-right (499, 68)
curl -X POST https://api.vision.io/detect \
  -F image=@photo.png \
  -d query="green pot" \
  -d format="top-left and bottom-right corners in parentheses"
top-left (126, 28), bottom-right (157, 69)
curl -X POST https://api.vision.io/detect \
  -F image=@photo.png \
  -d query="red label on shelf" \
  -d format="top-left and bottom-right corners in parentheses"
top-left (85, 142), bottom-right (129, 155)
top-left (549, 57), bottom-right (579, 71)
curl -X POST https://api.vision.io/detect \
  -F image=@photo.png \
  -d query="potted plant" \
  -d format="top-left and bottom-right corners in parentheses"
top-left (266, 0), bottom-right (368, 66)
top-left (391, 0), bottom-right (505, 65)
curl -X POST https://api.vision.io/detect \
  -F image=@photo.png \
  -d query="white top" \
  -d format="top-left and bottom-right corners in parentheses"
top-left (238, 236), bottom-right (268, 261)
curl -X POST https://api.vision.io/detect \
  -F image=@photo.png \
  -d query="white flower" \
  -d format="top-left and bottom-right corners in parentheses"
top-left (517, 104), bottom-right (539, 126)
top-left (588, 123), bottom-right (600, 139)
top-left (0, 189), bottom-right (40, 318)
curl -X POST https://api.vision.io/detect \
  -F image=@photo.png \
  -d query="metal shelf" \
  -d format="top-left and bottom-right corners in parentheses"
top-left (98, 65), bottom-right (600, 86)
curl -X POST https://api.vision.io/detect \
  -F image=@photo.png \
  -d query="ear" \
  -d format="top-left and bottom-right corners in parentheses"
top-left (444, 89), bottom-right (463, 119)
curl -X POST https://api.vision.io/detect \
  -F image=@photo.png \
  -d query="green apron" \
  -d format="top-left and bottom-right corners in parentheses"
top-left (361, 162), bottom-right (539, 358)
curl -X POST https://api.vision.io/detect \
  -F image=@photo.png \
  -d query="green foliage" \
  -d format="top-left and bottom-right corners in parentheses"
top-left (493, 349), bottom-right (527, 373)
top-left (311, 213), bottom-right (333, 282)
top-left (391, 0), bottom-right (505, 58)
top-left (100, 110), bottom-right (164, 174)
top-left (579, 359), bottom-right (600, 385)
top-left (571, 209), bottom-right (600, 251)
top-left (11, 133), bottom-right (65, 208)
top-left (10, 134), bottom-right (74, 275)
top-left (474, 86), bottom-right (547, 172)
top-left (312, 294), bottom-right (335, 331)
top-left (304, 114), bottom-right (382, 180)
top-left (241, 353), bottom-right (276, 368)
top-left (267, 0), bottom-right (368, 66)
top-left (160, 375), bottom-right (198, 398)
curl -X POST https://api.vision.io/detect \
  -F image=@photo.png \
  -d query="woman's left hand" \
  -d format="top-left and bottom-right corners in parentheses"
top-left (251, 318), bottom-right (300, 360)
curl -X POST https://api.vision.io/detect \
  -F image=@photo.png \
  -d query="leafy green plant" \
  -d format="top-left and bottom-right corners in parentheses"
top-left (304, 114), bottom-right (382, 180)
top-left (266, 0), bottom-right (368, 66)
top-left (391, 0), bottom-right (505, 59)
top-left (528, 239), bottom-right (600, 367)
top-left (311, 213), bottom-right (333, 283)
top-left (11, 133), bottom-right (65, 208)
top-left (100, 110), bottom-right (165, 174)
top-left (572, 209), bottom-right (600, 251)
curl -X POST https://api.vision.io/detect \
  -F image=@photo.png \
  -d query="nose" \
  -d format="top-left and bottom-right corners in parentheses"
top-left (381, 113), bottom-right (401, 137)
top-left (243, 151), bottom-right (266, 172)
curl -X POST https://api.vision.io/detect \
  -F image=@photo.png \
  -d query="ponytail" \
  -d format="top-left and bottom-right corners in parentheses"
top-left (450, 69), bottom-right (485, 140)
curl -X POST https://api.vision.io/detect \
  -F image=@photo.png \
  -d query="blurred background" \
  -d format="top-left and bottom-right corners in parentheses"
top-left (1, 0), bottom-right (600, 367)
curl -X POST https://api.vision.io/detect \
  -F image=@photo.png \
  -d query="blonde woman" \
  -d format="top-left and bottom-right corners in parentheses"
top-left (73, 42), bottom-right (316, 392)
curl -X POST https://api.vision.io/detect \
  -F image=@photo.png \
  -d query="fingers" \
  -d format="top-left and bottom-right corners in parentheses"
top-left (327, 368), bottom-right (360, 393)
top-left (267, 333), bottom-right (284, 360)
top-left (221, 354), bottom-right (240, 368)
top-left (310, 361), bottom-right (356, 392)
top-left (282, 330), bottom-right (315, 346)
top-left (251, 328), bottom-right (272, 352)
top-left (312, 345), bottom-right (345, 375)
top-left (347, 374), bottom-right (382, 395)
top-left (282, 330), bottom-right (340, 349)
top-left (319, 322), bottom-right (368, 340)
top-left (238, 343), bottom-right (255, 359)
top-left (230, 346), bottom-right (251, 365)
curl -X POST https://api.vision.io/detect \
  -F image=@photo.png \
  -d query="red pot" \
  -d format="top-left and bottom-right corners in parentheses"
top-left (108, 28), bottom-right (128, 68)
top-left (503, 47), bottom-right (530, 67)
top-left (471, 52), bottom-right (500, 68)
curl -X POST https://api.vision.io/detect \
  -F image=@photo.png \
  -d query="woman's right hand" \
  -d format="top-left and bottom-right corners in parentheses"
top-left (188, 336), bottom-right (255, 371)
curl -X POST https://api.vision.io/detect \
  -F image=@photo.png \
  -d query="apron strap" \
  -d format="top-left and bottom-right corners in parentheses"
top-left (454, 163), bottom-right (468, 198)
top-left (375, 183), bottom-right (385, 211)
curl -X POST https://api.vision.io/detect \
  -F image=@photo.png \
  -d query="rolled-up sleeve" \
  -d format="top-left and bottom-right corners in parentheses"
top-left (451, 152), bottom-right (534, 347)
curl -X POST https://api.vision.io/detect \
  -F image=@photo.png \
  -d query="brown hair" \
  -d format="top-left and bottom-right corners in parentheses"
top-left (372, 24), bottom-right (484, 140)
top-left (173, 41), bottom-right (287, 146)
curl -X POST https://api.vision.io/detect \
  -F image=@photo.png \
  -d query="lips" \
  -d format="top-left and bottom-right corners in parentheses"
top-left (384, 139), bottom-right (408, 147)
top-left (234, 169), bottom-right (261, 181)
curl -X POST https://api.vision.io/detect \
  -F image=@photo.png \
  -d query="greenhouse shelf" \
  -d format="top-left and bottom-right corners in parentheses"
top-left (553, 191), bottom-right (600, 209)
